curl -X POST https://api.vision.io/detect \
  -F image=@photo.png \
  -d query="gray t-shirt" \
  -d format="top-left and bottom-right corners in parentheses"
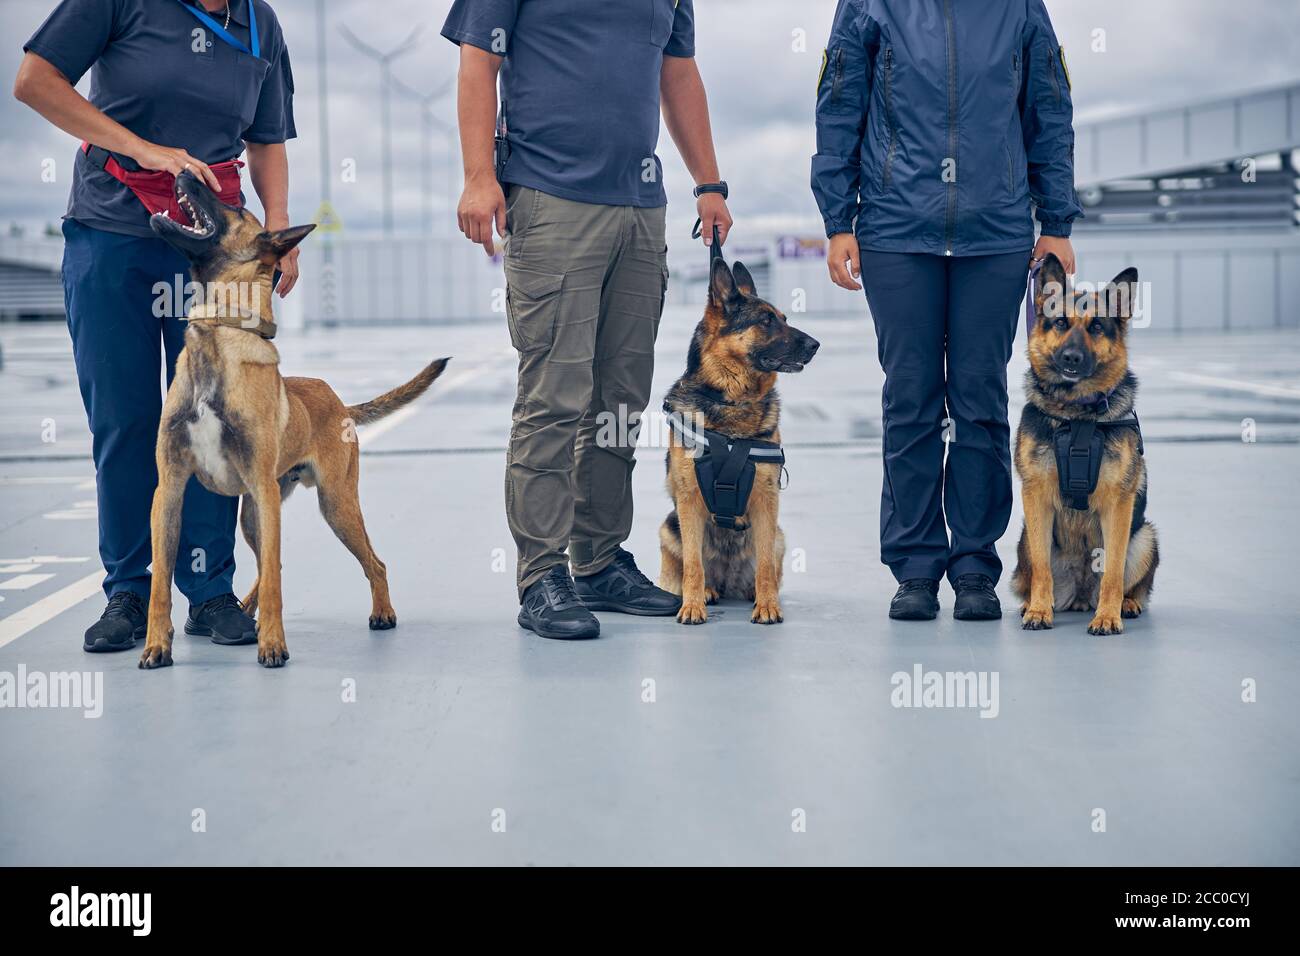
top-left (24, 0), bottom-right (296, 237)
top-left (441, 0), bottom-right (694, 208)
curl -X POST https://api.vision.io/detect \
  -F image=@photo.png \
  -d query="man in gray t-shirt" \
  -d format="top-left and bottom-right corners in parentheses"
top-left (442, 0), bottom-right (732, 640)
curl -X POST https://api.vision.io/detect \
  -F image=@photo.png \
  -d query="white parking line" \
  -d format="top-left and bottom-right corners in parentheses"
top-left (0, 573), bottom-right (56, 590)
top-left (356, 363), bottom-right (483, 449)
top-left (0, 570), bottom-right (102, 650)
top-left (1168, 372), bottom-right (1300, 401)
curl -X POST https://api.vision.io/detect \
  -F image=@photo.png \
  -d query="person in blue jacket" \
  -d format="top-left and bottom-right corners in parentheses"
top-left (812, 0), bottom-right (1082, 622)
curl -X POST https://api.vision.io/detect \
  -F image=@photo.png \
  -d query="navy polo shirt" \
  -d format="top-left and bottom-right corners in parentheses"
top-left (24, 0), bottom-right (296, 238)
top-left (441, 0), bottom-right (694, 208)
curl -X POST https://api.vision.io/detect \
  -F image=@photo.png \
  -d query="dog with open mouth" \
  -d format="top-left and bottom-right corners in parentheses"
top-left (139, 170), bottom-right (449, 668)
top-left (1010, 253), bottom-right (1159, 636)
top-left (658, 259), bottom-right (819, 625)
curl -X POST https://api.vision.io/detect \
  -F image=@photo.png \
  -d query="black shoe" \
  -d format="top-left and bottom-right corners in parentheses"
top-left (889, 579), bottom-right (940, 621)
top-left (953, 573), bottom-right (1002, 621)
top-left (184, 593), bottom-right (257, 645)
top-left (574, 549), bottom-right (681, 616)
top-left (83, 591), bottom-right (147, 653)
top-left (518, 566), bottom-right (601, 640)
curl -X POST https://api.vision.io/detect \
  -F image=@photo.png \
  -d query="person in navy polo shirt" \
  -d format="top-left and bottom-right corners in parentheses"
top-left (14, 0), bottom-right (298, 652)
top-left (443, 0), bottom-right (733, 640)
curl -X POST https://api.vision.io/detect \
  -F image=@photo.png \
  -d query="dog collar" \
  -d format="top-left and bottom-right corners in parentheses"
top-left (186, 303), bottom-right (277, 340)
top-left (1060, 388), bottom-right (1114, 415)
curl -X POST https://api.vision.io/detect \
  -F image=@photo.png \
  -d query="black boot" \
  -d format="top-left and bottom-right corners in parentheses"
top-left (518, 566), bottom-right (601, 640)
top-left (574, 549), bottom-right (681, 616)
top-left (889, 579), bottom-right (940, 621)
top-left (83, 591), bottom-right (147, 652)
top-left (184, 593), bottom-right (257, 645)
top-left (952, 574), bottom-right (1002, 621)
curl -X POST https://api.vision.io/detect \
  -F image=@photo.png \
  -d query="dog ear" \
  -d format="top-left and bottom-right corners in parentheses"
top-left (258, 224), bottom-right (317, 262)
top-left (731, 261), bottom-right (758, 297)
top-left (1103, 266), bottom-right (1140, 325)
top-left (1035, 252), bottom-right (1068, 320)
top-left (709, 258), bottom-right (739, 308)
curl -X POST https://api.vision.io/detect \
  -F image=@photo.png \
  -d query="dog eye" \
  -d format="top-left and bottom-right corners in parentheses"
top-left (1088, 321), bottom-right (1103, 335)
top-left (1053, 317), bottom-right (1069, 331)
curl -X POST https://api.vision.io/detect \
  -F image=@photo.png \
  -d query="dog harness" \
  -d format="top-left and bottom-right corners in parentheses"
top-left (186, 303), bottom-right (277, 340)
top-left (1049, 403), bottom-right (1144, 511)
top-left (667, 411), bottom-right (785, 529)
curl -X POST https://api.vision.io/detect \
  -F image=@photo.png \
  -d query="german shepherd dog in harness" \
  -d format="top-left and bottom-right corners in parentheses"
top-left (659, 259), bottom-right (820, 625)
top-left (139, 171), bottom-right (448, 668)
top-left (1011, 253), bottom-right (1158, 635)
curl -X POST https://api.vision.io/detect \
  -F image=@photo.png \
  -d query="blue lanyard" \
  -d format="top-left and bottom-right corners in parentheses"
top-left (174, 0), bottom-right (260, 59)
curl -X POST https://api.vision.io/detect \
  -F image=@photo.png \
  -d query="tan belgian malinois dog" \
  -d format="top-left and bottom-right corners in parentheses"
top-left (140, 170), bottom-right (448, 668)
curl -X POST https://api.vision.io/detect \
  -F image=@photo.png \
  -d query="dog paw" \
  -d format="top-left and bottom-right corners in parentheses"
top-left (1121, 598), bottom-right (1143, 619)
top-left (704, 587), bottom-right (721, 606)
top-left (751, 599), bottom-right (783, 625)
top-left (138, 644), bottom-right (173, 669)
top-left (257, 637), bottom-right (291, 667)
top-left (369, 612), bottom-right (397, 630)
top-left (1021, 606), bottom-right (1054, 630)
top-left (1087, 611), bottom-right (1124, 636)
top-left (677, 600), bottom-right (709, 625)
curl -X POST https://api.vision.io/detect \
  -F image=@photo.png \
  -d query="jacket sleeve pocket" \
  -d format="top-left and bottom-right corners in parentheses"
top-left (504, 265), bottom-right (565, 353)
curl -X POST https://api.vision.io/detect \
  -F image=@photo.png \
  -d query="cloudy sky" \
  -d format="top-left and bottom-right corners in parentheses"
top-left (3, 0), bottom-right (1298, 241)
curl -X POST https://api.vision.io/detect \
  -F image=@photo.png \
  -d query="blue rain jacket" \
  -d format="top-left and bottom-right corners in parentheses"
top-left (812, 0), bottom-right (1083, 255)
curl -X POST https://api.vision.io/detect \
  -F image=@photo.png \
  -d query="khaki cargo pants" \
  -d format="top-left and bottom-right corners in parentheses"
top-left (502, 185), bottom-right (668, 597)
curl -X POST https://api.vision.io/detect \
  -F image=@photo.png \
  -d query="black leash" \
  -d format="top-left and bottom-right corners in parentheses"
top-left (690, 180), bottom-right (728, 264)
top-left (690, 219), bottom-right (724, 262)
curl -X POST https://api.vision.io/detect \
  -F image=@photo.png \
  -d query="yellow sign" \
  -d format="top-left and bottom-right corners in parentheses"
top-left (313, 200), bottom-right (343, 234)
top-left (1058, 45), bottom-right (1071, 91)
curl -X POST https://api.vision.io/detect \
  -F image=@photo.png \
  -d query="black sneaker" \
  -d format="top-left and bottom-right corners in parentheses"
top-left (184, 593), bottom-right (257, 645)
top-left (83, 591), bottom-right (147, 653)
top-left (574, 549), bottom-right (681, 616)
top-left (952, 573), bottom-right (1002, 621)
top-left (889, 579), bottom-right (940, 621)
top-left (518, 566), bottom-right (601, 640)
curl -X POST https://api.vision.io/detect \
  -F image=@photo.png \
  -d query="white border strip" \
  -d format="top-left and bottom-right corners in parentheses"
top-left (0, 571), bottom-right (103, 650)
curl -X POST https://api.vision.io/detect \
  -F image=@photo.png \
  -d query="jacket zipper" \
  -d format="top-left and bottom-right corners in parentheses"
top-left (1048, 43), bottom-right (1062, 105)
top-left (942, 0), bottom-right (958, 255)
top-left (881, 47), bottom-right (898, 189)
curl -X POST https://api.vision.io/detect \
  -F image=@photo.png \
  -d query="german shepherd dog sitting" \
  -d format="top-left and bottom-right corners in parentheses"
top-left (1011, 253), bottom-right (1158, 635)
top-left (140, 170), bottom-right (448, 668)
top-left (659, 259), bottom-right (819, 625)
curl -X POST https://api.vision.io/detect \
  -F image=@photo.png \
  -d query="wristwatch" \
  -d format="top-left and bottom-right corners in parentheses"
top-left (693, 181), bottom-right (728, 199)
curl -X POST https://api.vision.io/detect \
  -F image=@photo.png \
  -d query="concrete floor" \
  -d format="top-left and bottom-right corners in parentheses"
top-left (1, 312), bottom-right (1298, 865)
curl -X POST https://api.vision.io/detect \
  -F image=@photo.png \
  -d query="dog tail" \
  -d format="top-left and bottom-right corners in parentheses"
top-left (346, 357), bottom-right (450, 426)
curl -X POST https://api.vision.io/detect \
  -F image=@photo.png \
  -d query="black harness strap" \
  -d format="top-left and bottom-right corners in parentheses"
top-left (1052, 413), bottom-right (1142, 511)
top-left (667, 412), bottom-right (785, 529)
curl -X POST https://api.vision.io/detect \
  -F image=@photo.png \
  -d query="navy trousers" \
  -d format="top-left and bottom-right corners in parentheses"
top-left (61, 218), bottom-right (237, 605)
top-left (860, 249), bottom-right (1030, 585)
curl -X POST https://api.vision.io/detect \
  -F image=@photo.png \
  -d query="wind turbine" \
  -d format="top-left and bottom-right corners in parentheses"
top-left (337, 24), bottom-right (423, 235)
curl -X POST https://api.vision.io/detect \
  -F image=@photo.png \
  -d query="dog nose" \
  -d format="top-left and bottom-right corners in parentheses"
top-left (1059, 347), bottom-right (1084, 367)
